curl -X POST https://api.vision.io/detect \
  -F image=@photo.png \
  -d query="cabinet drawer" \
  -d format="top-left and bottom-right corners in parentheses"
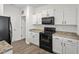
top-left (63, 38), bottom-right (77, 45)
top-left (53, 36), bottom-right (63, 40)
top-left (33, 34), bottom-right (39, 38)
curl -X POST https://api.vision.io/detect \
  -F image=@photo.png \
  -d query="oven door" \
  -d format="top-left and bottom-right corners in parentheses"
top-left (40, 33), bottom-right (52, 43)
top-left (39, 32), bottom-right (52, 52)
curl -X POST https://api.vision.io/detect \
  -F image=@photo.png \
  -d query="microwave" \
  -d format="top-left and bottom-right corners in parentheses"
top-left (42, 17), bottom-right (54, 25)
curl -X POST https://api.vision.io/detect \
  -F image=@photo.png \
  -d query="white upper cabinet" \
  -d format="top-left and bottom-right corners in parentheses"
top-left (32, 14), bottom-right (37, 24)
top-left (32, 12), bottom-right (42, 24)
top-left (54, 8), bottom-right (64, 25)
top-left (64, 7), bottom-right (77, 25)
top-left (0, 4), bottom-right (4, 16)
top-left (37, 12), bottom-right (42, 24)
top-left (77, 7), bottom-right (79, 35)
top-left (47, 8), bottom-right (54, 17)
top-left (33, 5), bottom-right (77, 25)
top-left (54, 7), bottom-right (77, 25)
top-left (41, 10), bottom-right (47, 17)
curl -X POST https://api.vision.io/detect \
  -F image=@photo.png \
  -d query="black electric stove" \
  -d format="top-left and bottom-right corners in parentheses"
top-left (40, 27), bottom-right (56, 53)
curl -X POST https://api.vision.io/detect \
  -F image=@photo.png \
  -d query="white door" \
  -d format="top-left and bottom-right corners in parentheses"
top-left (54, 8), bottom-right (64, 25)
top-left (53, 37), bottom-right (63, 53)
top-left (63, 43), bottom-right (77, 54)
top-left (64, 8), bottom-right (76, 25)
top-left (21, 16), bottom-right (26, 39)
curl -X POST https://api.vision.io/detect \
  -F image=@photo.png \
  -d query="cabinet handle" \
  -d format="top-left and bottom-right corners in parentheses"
top-left (65, 21), bottom-right (66, 24)
top-left (54, 38), bottom-right (59, 39)
top-left (61, 42), bottom-right (62, 46)
top-left (62, 21), bottom-right (63, 24)
top-left (33, 35), bottom-right (35, 38)
top-left (62, 21), bottom-right (65, 24)
top-left (64, 43), bottom-right (65, 46)
top-left (68, 40), bottom-right (72, 42)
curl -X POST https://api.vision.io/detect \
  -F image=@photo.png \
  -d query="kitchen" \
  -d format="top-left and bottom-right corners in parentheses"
top-left (0, 4), bottom-right (79, 54)
top-left (27, 4), bottom-right (79, 54)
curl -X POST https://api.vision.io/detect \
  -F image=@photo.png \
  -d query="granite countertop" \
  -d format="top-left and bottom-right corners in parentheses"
top-left (0, 40), bottom-right (13, 54)
top-left (29, 29), bottom-right (44, 33)
top-left (30, 28), bottom-right (79, 40)
top-left (53, 31), bottom-right (79, 40)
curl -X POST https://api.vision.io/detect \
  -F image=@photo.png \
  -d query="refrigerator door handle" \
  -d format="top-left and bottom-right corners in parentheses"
top-left (10, 20), bottom-right (12, 41)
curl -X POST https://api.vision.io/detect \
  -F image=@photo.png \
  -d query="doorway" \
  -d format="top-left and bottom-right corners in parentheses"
top-left (21, 16), bottom-right (26, 39)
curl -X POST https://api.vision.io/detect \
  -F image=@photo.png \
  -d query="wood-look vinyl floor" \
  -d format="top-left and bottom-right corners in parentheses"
top-left (12, 39), bottom-right (51, 54)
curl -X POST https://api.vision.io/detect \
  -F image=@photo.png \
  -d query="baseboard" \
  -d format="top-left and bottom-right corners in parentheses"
top-left (12, 39), bottom-right (25, 43)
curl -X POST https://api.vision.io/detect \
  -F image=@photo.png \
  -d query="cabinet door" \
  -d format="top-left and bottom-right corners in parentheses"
top-left (78, 45), bottom-right (79, 54)
top-left (32, 15), bottom-right (37, 24)
top-left (77, 8), bottom-right (79, 35)
top-left (41, 10), bottom-right (47, 17)
top-left (54, 8), bottom-right (64, 25)
top-left (64, 43), bottom-right (77, 54)
top-left (47, 9), bottom-right (54, 17)
top-left (63, 38), bottom-right (77, 54)
top-left (29, 32), bottom-right (34, 43)
top-left (77, 41), bottom-right (79, 54)
top-left (64, 8), bottom-right (77, 25)
top-left (37, 13), bottom-right (42, 24)
top-left (0, 4), bottom-right (3, 16)
top-left (33, 33), bottom-right (39, 46)
top-left (53, 37), bottom-right (63, 53)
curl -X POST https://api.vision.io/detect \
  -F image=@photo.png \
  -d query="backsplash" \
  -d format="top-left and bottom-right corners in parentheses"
top-left (32, 25), bottom-right (77, 33)
top-left (55, 25), bottom-right (77, 33)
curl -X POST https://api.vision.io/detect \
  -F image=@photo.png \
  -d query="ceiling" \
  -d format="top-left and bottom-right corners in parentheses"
top-left (9, 4), bottom-right (47, 9)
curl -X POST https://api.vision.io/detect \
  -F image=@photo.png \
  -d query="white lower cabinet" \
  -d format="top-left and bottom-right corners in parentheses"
top-left (62, 38), bottom-right (77, 54)
top-left (63, 43), bottom-right (77, 54)
top-left (77, 45), bottom-right (79, 54)
top-left (53, 36), bottom-right (78, 54)
top-left (29, 32), bottom-right (39, 46)
top-left (53, 36), bottom-right (63, 54)
top-left (77, 41), bottom-right (79, 54)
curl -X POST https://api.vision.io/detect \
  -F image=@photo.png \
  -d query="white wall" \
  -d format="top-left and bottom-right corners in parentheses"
top-left (4, 5), bottom-right (22, 42)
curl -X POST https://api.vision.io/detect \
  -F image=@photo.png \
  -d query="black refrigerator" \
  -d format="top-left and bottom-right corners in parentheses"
top-left (0, 16), bottom-right (12, 44)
